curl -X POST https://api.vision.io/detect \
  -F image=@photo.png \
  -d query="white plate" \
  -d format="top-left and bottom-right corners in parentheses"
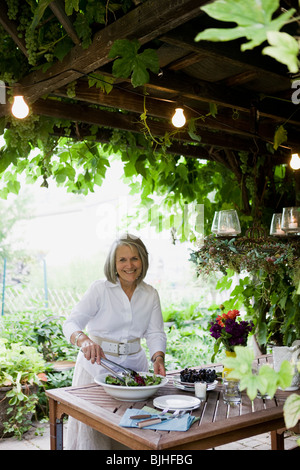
top-left (153, 394), bottom-right (201, 411)
top-left (94, 372), bottom-right (168, 402)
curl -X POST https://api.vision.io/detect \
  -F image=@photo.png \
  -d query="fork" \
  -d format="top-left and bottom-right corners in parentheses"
top-left (136, 409), bottom-right (187, 428)
top-left (130, 407), bottom-right (169, 420)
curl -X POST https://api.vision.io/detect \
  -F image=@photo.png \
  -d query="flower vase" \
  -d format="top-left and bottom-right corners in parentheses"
top-left (222, 350), bottom-right (236, 378)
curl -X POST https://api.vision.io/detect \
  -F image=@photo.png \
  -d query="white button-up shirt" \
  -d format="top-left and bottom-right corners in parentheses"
top-left (63, 279), bottom-right (167, 377)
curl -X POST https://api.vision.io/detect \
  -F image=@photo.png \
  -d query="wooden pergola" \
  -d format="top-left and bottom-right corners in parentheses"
top-left (0, 0), bottom-right (299, 172)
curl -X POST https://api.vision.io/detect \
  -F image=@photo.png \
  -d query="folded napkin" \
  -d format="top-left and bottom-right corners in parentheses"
top-left (119, 406), bottom-right (196, 432)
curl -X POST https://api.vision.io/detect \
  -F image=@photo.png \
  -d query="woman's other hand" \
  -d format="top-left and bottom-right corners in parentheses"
top-left (153, 355), bottom-right (166, 376)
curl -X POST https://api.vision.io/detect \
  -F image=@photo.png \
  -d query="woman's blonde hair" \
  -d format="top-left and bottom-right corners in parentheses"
top-left (104, 233), bottom-right (149, 284)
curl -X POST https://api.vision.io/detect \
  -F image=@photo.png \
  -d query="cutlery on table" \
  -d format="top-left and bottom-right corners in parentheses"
top-left (135, 410), bottom-right (188, 428)
top-left (130, 407), bottom-right (169, 420)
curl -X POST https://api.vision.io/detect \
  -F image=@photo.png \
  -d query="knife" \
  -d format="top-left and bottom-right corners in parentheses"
top-left (135, 411), bottom-right (187, 428)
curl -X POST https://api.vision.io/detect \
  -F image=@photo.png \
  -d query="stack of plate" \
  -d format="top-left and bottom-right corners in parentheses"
top-left (153, 394), bottom-right (201, 410)
top-left (172, 375), bottom-right (218, 392)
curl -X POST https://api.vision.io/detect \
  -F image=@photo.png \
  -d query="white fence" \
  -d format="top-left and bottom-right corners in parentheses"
top-left (1, 285), bottom-right (83, 315)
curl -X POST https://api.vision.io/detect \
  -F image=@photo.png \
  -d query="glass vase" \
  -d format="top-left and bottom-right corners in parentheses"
top-left (222, 350), bottom-right (236, 378)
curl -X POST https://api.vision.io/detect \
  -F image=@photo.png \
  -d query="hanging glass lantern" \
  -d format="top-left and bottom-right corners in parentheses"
top-left (281, 207), bottom-right (299, 233)
top-left (217, 210), bottom-right (241, 236)
top-left (211, 211), bottom-right (219, 233)
top-left (269, 213), bottom-right (285, 236)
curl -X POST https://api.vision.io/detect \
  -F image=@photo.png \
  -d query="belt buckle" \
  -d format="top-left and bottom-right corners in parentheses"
top-left (118, 343), bottom-right (129, 355)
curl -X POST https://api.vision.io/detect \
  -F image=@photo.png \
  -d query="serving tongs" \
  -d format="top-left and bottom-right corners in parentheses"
top-left (100, 357), bottom-right (138, 384)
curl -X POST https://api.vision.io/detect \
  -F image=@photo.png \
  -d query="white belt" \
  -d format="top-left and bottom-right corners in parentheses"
top-left (90, 335), bottom-right (141, 357)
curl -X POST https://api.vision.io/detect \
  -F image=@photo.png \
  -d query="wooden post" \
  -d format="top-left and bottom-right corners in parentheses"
top-left (48, 397), bottom-right (65, 450)
top-left (270, 430), bottom-right (285, 450)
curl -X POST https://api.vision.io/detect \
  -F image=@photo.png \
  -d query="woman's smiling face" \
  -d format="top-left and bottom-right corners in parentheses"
top-left (115, 244), bottom-right (142, 286)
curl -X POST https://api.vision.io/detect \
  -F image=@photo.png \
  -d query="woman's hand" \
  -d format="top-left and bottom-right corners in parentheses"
top-left (152, 354), bottom-right (166, 376)
top-left (72, 332), bottom-right (105, 365)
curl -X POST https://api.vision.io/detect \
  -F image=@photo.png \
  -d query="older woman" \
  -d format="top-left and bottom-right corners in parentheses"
top-left (63, 233), bottom-right (167, 450)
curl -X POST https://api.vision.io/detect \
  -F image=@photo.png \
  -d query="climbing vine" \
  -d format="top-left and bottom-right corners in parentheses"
top-left (0, 0), bottom-right (298, 242)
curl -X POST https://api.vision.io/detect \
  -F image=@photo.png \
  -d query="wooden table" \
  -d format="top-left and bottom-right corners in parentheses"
top-left (46, 358), bottom-right (299, 451)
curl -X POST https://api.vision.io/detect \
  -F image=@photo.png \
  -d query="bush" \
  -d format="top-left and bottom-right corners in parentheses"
top-left (0, 309), bottom-right (77, 362)
top-left (0, 309), bottom-right (77, 429)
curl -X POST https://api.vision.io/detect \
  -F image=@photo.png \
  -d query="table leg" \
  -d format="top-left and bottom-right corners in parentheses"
top-left (48, 397), bottom-right (64, 450)
top-left (271, 430), bottom-right (285, 450)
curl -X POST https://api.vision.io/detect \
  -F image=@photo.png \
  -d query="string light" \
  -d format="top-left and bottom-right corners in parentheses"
top-left (11, 95), bottom-right (29, 119)
top-left (290, 153), bottom-right (300, 170)
top-left (171, 107), bottom-right (186, 128)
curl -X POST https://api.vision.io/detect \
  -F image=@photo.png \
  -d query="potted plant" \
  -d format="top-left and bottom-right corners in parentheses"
top-left (0, 338), bottom-right (46, 439)
top-left (191, 235), bottom-right (300, 352)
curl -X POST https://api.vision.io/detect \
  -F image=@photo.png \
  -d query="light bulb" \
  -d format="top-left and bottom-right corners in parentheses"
top-left (172, 107), bottom-right (186, 128)
top-left (11, 95), bottom-right (29, 119)
top-left (290, 153), bottom-right (300, 170)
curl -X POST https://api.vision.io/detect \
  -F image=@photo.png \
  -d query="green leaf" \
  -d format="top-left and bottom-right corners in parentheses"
top-left (109, 39), bottom-right (159, 87)
top-left (176, 163), bottom-right (189, 181)
top-left (188, 118), bottom-right (201, 142)
top-left (65, 0), bottom-right (80, 16)
top-left (276, 360), bottom-right (293, 390)
top-left (209, 102), bottom-right (218, 118)
top-left (54, 164), bottom-right (76, 183)
top-left (0, 150), bottom-right (13, 174)
top-left (30, 0), bottom-right (53, 30)
top-left (284, 393), bottom-right (300, 429)
top-left (88, 73), bottom-right (114, 94)
top-left (195, 0), bottom-right (295, 52)
top-left (263, 31), bottom-right (299, 73)
top-left (273, 125), bottom-right (287, 150)
top-left (53, 36), bottom-right (74, 62)
top-left (7, 180), bottom-right (20, 195)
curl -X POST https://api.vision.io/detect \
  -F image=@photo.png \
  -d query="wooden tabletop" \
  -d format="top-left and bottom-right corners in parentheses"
top-left (46, 360), bottom-right (298, 450)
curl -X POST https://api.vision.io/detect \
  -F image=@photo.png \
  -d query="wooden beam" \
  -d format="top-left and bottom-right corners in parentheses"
top-left (19, 0), bottom-right (211, 103)
top-left (219, 71), bottom-right (258, 87)
top-left (53, 80), bottom-right (177, 120)
top-left (51, 80), bottom-right (300, 145)
top-left (30, 98), bottom-right (287, 154)
top-left (141, 70), bottom-right (300, 127)
top-left (49, 0), bottom-right (80, 45)
top-left (168, 52), bottom-right (203, 70)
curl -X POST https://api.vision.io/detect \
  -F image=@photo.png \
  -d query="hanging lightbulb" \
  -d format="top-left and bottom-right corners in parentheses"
top-left (11, 95), bottom-right (29, 119)
top-left (290, 153), bottom-right (300, 170)
top-left (172, 107), bottom-right (186, 128)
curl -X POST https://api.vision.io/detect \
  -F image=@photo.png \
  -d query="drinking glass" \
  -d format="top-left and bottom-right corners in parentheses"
top-left (223, 377), bottom-right (241, 405)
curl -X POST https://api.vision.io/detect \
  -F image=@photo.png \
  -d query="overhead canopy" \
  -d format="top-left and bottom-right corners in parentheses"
top-left (0, 0), bottom-right (299, 167)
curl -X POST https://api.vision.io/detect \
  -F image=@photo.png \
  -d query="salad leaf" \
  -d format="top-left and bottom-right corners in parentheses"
top-left (105, 373), bottom-right (162, 387)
